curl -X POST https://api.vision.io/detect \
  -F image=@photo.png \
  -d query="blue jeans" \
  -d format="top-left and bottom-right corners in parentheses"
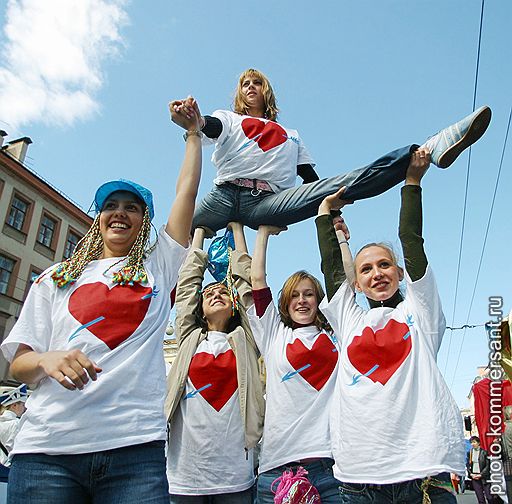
top-left (193, 145), bottom-right (416, 231)
top-left (169, 487), bottom-right (253, 503)
top-left (7, 441), bottom-right (169, 504)
top-left (338, 472), bottom-right (456, 504)
top-left (257, 458), bottom-right (341, 504)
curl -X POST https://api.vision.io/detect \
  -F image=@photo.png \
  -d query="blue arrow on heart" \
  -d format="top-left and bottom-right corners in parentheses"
top-left (184, 383), bottom-right (212, 400)
top-left (281, 364), bottom-right (311, 382)
top-left (348, 364), bottom-right (380, 386)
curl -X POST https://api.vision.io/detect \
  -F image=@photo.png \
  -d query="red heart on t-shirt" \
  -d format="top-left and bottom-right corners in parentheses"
top-left (241, 118), bottom-right (288, 152)
top-left (347, 319), bottom-right (412, 385)
top-left (188, 350), bottom-right (238, 412)
top-left (68, 282), bottom-right (153, 350)
top-left (285, 333), bottom-right (338, 391)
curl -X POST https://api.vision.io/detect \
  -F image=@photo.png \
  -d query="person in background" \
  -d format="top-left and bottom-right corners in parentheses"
top-left (0, 384), bottom-right (28, 479)
top-left (467, 436), bottom-right (493, 504)
top-left (502, 406), bottom-right (512, 501)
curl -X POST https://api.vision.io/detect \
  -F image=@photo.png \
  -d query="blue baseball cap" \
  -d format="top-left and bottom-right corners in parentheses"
top-left (94, 179), bottom-right (154, 220)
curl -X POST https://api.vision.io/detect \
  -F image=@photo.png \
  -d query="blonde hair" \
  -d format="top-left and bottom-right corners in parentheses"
top-left (48, 206), bottom-right (153, 289)
top-left (233, 68), bottom-right (279, 121)
top-left (278, 271), bottom-right (330, 331)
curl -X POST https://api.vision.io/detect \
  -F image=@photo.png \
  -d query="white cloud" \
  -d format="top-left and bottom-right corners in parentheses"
top-left (0, 0), bottom-right (128, 128)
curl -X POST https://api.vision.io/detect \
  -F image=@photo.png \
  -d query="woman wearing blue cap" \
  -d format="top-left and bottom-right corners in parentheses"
top-left (0, 103), bottom-right (203, 503)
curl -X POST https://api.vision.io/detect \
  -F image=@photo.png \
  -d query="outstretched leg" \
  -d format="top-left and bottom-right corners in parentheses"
top-left (246, 105), bottom-right (492, 229)
top-left (245, 145), bottom-right (415, 228)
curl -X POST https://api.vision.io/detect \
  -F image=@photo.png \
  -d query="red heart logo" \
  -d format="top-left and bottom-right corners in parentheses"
top-left (188, 350), bottom-right (238, 412)
top-left (241, 118), bottom-right (288, 152)
top-left (347, 319), bottom-right (411, 385)
top-left (285, 333), bottom-right (338, 391)
top-left (68, 282), bottom-right (153, 350)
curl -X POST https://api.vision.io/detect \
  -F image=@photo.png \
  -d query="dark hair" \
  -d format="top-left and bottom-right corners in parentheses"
top-left (195, 281), bottom-right (242, 333)
top-left (470, 436), bottom-right (481, 444)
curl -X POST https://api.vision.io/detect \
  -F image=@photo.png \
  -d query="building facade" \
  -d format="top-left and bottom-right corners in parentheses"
top-left (0, 133), bottom-right (93, 379)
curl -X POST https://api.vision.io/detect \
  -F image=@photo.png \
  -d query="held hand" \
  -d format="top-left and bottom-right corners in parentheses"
top-left (227, 222), bottom-right (243, 233)
top-left (258, 224), bottom-right (287, 237)
top-left (333, 215), bottom-right (350, 241)
top-left (169, 96), bottom-right (200, 131)
top-left (318, 186), bottom-right (354, 216)
top-left (405, 148), bottom-right (430, 185)
top-left (38, 350), bottom-right (102, 391)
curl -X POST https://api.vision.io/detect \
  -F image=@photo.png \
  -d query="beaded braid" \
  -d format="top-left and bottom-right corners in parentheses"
top-left (224, 248), bottom-right (240, 316)
top-left (48, 206), bottom-right (153, 289)
top-left (48, 215), bottom-right (104, 288)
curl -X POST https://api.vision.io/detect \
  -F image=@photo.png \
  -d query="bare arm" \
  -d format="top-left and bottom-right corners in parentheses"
top-left (10, 344), bottom-right (102, 391)
top-left (166, 97), bottom-right (202, 247)
top-left (251, 225), bottom-right (285, 290)
top-left (228, 222), bottom-right (248, 254)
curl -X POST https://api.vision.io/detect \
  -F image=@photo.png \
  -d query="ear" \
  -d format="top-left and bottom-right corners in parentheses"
top-left (398, 266), bottom-right (404, 282)
top-left (354, 279), bottom-right (362, 293)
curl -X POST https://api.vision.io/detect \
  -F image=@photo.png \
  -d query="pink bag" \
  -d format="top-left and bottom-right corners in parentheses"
top-left (271, 466), bottom-right (322, 504)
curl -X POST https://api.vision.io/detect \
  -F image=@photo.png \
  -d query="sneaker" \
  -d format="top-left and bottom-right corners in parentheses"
top-left (425, 105), bottom-right (492, 168)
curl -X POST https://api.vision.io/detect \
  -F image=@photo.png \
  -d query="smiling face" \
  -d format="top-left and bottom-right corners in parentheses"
top-left (354, 245), bottom-right (403, 302)
top-left (287, 278), bottom-right (319, 326)
top-left (202, 283), bottom-right (233, 329)
top-left (99, 191), bottom-right (144, 258)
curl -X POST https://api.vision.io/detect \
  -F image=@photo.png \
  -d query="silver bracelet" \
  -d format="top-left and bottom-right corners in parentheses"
top-left (338, 240), bottom-right (347, 245)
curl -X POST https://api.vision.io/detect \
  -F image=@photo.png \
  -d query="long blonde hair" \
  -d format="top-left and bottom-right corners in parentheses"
top-left (233, 68), bottom-right (279, 121)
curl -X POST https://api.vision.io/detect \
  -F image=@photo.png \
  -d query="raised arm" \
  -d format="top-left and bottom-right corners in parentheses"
top-left (166, 97), bottom-right (202, 247)
top-left (174, 228), bottom-right (209, 343)
top-left (398, 148), bottom-right (429, 282)
top-left (251, 225), bottom-right (285, 290)
top-left (316, 187), bottom-right (353, 300)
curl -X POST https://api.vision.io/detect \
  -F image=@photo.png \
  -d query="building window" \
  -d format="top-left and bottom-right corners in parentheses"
top-left (0, 255), bottom-right (15, 295)
top-left (37, 215), bottom-right (57, 248)
top-left (7, 195), bottom-right (29, 231)
top-left (63, 231), bottom-right (81, 259)
top-left (29, 270), bottom-right (40, 284)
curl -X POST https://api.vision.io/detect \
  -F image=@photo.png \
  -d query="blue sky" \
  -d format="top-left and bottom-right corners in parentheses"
top-left (0, 0), bottom-right (510, 407)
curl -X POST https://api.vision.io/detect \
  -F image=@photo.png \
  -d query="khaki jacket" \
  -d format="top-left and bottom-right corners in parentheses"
top-left (164, 248), bottom-right (264, 450)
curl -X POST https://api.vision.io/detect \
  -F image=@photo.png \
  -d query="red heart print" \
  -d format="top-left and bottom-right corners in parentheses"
top-left (188, 350), bottom-right (238, 412)
top-left (68, 282), bottom-right (153, 350)
top-left (347, 319), bottom-right (411, 385)
top-left (285, 333), bottom-right (338, 391)
top-left (241, 118), bottom-right (288, 152)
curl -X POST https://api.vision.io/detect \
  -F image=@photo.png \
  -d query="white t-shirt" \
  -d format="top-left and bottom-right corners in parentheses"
top-left (0, 411), bottom-right (20, 466)
top-left (203, 110), bottom-right (315, 193)
top-left (248, 297), bottom-right (339, 473)
top-left (167, 331), bottom-right (254, 495)
top-left (319, 267), bottom-right (465, 484)
top-left (1, 227), bottom-right (187, 455)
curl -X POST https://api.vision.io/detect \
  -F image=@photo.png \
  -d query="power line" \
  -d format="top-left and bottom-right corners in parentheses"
top-left (446, 324), bottom-right (486, 331)
top-left (444, 0), bottom-right (485, 377)
top-left (450, 104), bottom-right (511, 388)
